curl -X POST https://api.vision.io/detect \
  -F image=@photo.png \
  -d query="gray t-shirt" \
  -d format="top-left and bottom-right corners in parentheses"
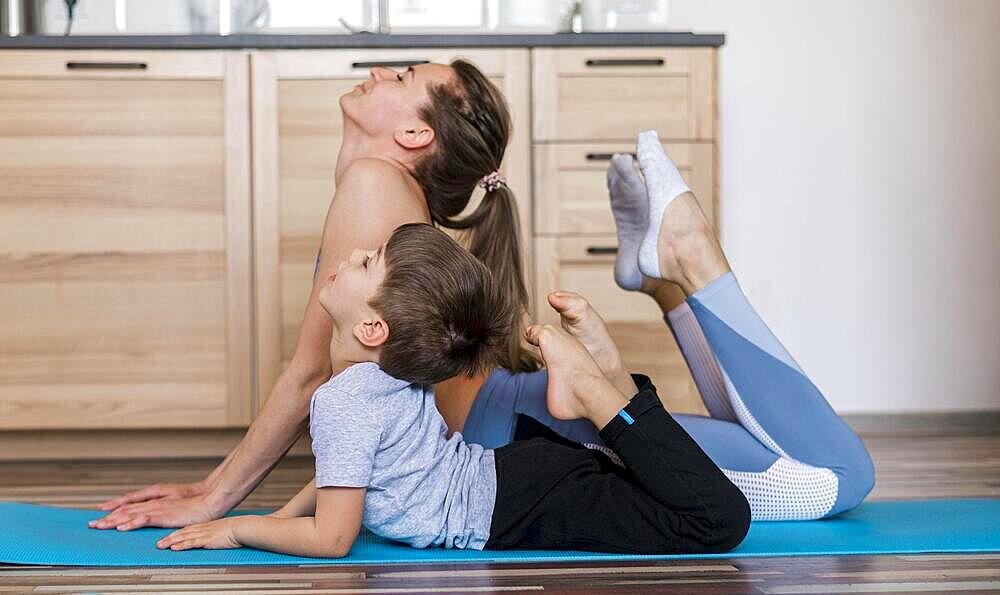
top-left (309, 362), bottom-right (497, 550)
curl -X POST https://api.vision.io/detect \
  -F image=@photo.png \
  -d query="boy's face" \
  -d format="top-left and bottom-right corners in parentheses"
top-left (318, 243), bottom-right (388, 332)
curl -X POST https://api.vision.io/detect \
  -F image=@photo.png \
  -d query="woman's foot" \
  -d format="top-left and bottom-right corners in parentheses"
top-left (640, 277), bottom-right (688, 313)
top-left (524, 323), bottom-right (628, 426)
top-left (547, 291), bottom-right (637, 396)
top-left (635, 130), bottom-right (731, 295)
top-left (607, 153), bottom-right (647, 291)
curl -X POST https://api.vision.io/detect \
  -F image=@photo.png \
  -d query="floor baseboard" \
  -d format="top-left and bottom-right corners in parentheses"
top-left (2, 411), bottom-right (998, 461)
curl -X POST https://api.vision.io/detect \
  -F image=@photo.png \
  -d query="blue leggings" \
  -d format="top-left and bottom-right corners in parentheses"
top-left (463, 272), bottom-right (875, 520)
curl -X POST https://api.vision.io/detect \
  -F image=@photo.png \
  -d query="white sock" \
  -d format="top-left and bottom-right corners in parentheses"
top-left (607, 153), bottom-right (647, 291)
top-left (636, 130), bottom-right (691, 279)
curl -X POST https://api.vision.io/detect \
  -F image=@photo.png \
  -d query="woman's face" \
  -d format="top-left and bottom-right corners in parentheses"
top-left (340, 62), bottom-right (455, 139)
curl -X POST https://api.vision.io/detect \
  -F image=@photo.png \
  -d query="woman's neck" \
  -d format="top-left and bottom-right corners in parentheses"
top-left (335, 120), bottom-right (412, 184)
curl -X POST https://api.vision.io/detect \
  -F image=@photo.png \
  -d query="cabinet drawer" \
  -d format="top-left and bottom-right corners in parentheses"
top-left (534, 236), bottom-right (662, 324)
top-left (270, 48), bottom-right (512, 78)
top-left (533, 236), bottom-right (705, 415)
top-left (532, 47), bottom-right (715, 142)
top-left (534, 142), bottom-right (714, 235)
top-left (0, 50), bottom-right (226, 79)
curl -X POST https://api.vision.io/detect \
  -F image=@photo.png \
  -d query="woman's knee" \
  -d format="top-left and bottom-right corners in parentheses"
top-left (828, 445), bottom-right (877, 516)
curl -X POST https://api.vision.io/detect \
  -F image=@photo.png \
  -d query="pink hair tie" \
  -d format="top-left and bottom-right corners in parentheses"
top-left (478, 170), bottom-right (507, 192)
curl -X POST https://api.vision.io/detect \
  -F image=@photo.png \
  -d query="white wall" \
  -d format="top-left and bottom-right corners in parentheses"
top-left (668, 0), bottom-right (1000, 412)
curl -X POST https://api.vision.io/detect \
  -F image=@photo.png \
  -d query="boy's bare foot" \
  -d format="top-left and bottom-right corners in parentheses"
top-left (524, 324), bottom-right (628, 426)
top-left (547, 291), bottom-right (638, 397)
top-left (547, 292), bottom-right (622, 374)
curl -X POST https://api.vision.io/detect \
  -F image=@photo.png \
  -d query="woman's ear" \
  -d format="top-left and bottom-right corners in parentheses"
top-left (393, 124), bottom-right (435, 150)
top-left (353, 318), bottom-right (389, 348)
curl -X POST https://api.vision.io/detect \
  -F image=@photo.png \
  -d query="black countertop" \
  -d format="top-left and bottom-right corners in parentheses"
top-left (0, 32), bottom-right (724, 49)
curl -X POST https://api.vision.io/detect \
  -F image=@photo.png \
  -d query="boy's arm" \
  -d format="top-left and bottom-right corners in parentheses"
top-left (269, 477), bottom-right (317, 519)
top-left (235, 486), bottom-right (365, 558)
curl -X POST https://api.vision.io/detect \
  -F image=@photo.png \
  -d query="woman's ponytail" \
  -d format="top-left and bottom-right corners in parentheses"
top-left (412, 59), bottom-right (541, 373)
top-left (438, 186), bottom-right (538, 372)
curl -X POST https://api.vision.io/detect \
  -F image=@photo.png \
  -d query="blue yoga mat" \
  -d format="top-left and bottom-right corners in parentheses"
top-left (1, 499), bottom-right (998, 567)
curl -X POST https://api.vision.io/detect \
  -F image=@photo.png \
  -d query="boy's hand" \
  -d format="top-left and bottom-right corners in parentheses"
top-left (156, 516), bottom-right (247, 551)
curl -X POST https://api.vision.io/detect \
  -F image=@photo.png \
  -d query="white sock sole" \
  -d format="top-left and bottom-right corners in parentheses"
top-left (607, 153), bottom-right (647, 291)
top-left (635, 130), bottom-right (690, 280)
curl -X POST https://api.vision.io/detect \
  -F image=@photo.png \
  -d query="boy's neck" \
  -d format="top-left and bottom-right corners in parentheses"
top-left (330, 352), bottom-right (381, 379)
top-left (330, 357), bottom-right (356, 379)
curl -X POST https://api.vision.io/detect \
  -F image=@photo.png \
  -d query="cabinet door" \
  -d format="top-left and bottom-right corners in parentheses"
top-left (534, 142), bottom-right (715, 235)
top-left (534, 236), bottom-right (705, 415)
top-left (0, 51), bottom-right (253, 430)
top-left (533, 47), bottom-right (715, 142)
top-left (251, 49), bottom-right (532, 409)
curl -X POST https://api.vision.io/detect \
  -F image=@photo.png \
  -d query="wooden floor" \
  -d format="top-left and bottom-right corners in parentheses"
top-left (1, 417), bottom-right (998, 594)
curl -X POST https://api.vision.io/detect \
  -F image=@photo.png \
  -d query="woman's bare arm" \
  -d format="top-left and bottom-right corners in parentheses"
top-left (90, 159), bottom-right (430, 530)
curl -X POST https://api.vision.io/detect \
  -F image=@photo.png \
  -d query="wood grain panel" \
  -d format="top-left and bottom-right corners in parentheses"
top-left (275, 78), bottom-right (352, 370)
top-left (250, 51), bottom-right (282, 413)
top-left (0, 79), bottom-right (223, 135)
top-left (0, 382), bottom-right (227, 429)
top-left (0, 51), bottom-right (253, 430)
top-left (223, 52), bottom-right (254, 426)
top-left (0, 279), bottom-right (225, 389)
top-left (533, 48), bottom-right (715, 141)
top-left (534, 142), bottom-right (714, 235)
top-left (0, 252), bottom-right (223, 283)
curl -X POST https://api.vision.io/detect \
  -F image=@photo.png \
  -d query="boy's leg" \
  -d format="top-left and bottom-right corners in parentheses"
top-left (491, 324), bottom-right (750, 553)
top-left (487, 432), bottom-right (744, 554)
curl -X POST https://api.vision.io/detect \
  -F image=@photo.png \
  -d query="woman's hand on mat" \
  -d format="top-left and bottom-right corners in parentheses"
top-left (155, 517), bottom-right (245, 551)
top-left (88, 494), bottom-right (219, 531)
top-left (96, 480), bottom-right (206, 512)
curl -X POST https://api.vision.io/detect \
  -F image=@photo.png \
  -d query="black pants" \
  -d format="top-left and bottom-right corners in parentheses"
top-left (484, 375), bottom-right (751, 554)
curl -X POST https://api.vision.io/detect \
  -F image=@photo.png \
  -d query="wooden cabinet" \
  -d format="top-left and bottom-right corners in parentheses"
top-left (249, 49), bottom-right (532, 409)
top-left (0, 50), bottom-right (253, 430)
top-left (0, 42), bottom-right (719, 441)
top-left (531, 47), bottom-right (719, 415)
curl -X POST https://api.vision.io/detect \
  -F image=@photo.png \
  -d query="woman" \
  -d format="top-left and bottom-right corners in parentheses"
top-left (91, 59), bottom-right (540, 531)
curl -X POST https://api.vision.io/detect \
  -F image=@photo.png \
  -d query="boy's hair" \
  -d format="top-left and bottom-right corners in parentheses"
top-left (369, 223), bottom-right (512, 386)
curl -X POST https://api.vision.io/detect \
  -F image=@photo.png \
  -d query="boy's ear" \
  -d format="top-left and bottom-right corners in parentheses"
top-left (393, 124), bottom-right (435, 150)
top-left (353, 317), bottom-right (389, 348)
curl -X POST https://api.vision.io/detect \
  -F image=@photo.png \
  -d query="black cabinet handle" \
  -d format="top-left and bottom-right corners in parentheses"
top-left (586, 246), bottom-right (618, 255)
top-left (586, 152), bottom-right (637, 161)
top-left (66, 61), bottom-right (148, 70)
top-left (585, 58), bottom-right (664, 67)
top-left (351, 60), bottom-right (430, 69)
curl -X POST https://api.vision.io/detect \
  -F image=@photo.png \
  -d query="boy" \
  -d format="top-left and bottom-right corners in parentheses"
top-left (156, 223), bottom-right (750, 556)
